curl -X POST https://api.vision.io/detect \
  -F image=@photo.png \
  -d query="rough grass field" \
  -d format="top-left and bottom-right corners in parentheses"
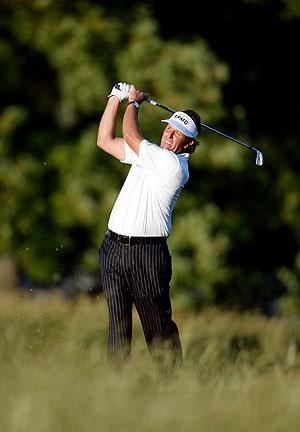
top-left (1, 290), bottom-right (300, 432)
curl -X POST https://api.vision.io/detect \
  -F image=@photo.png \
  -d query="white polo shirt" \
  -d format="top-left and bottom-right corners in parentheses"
top-left (108, 139), bottom-right (189, 237)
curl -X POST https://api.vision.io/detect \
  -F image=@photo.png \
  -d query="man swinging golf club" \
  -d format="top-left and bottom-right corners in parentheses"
top-left (97, 82), bottom-right (201, 372)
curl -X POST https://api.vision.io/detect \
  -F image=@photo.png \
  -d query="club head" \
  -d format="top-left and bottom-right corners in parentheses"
top-left (255, 150), bottom-right (264, 166)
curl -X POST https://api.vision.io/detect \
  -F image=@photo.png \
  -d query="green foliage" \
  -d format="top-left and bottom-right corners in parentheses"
top-left (116, 6), bottom-right (228, 121)
top-left (278, 253), bottom-right (300, 315)
top-left (170, 204), bottom-right (230, 306)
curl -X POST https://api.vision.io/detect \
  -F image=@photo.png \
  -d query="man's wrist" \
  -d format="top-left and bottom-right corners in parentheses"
top-left (128, 100), bottom-right (140, 109)
top-left (108, 94), bottom-right (121, 103)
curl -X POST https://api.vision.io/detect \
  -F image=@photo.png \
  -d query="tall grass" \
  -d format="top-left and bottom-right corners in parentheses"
top-left (0, 290), bottom-right (300, 432)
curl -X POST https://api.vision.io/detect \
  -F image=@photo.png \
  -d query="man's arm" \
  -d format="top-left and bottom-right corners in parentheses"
top-left (122, 86), bottom-right (146, 156)
top-left (97, 95), bottom-right (125, 160)
top-left (97, 83), bottom-right (132, 160)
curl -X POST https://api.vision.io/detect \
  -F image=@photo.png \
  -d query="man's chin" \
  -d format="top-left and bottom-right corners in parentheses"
top-left (161, 143), bottom-right (173, 151)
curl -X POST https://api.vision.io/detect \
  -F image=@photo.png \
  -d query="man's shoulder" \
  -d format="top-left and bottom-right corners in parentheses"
top-left (140, 139), bottom-right (178, 161)
top-left (141, 139), bottom-right (182, 159)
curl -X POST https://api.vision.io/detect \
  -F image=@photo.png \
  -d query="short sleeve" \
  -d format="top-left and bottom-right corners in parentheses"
top-left (120, 140), bottom-right (139, 165)
top-left (138, 139), bottom-right (180, 182)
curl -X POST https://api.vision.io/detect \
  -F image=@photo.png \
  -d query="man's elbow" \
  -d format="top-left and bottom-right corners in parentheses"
top-left (97, 135), bottom-right (106, 149)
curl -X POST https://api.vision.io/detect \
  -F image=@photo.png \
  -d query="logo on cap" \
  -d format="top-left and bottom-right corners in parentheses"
top-left (174, 114), bottom-right (189, 125)
top-left (161, 111), bottom-right (198, 139)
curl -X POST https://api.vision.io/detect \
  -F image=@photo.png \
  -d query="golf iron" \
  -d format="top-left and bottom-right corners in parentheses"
top-left (146, 98), bottom-right (264, 166)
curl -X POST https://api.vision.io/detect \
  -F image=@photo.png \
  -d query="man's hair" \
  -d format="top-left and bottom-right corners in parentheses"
top-left (183, 110), bottom-right (201, 154)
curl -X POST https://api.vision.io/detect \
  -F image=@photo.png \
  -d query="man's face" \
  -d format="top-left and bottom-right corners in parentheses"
top-left (160, 124), bottom-right (192, 153)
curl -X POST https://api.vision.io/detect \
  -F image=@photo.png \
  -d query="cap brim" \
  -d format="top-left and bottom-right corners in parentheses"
top-left (161, 119), bottom-right (195, 138)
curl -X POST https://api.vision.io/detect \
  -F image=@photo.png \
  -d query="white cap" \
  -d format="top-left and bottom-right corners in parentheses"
top-left (161, 111), bottom-right (198, 139)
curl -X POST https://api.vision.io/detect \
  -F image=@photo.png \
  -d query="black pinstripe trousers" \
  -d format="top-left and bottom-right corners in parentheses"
top-left (99, 230), bottom-right (183, 370)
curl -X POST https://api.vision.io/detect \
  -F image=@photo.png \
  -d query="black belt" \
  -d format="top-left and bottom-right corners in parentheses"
top-left (106, 229), bottom-right (167, 245)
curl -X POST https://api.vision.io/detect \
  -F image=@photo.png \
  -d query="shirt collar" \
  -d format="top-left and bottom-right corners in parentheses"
top-left (177, 152), bottom-right (190, 159)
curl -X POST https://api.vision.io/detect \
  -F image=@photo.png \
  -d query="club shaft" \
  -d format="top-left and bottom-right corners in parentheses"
top-left (200, 123), bottom-right (253, 152)
top-left (146, 98), bottom-right (259, 154)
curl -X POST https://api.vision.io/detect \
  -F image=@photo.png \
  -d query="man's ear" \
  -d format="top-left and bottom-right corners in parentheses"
top-left (184, 138), bottom-right (195, 149)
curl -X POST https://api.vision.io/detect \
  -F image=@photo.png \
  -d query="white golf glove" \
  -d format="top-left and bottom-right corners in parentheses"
top-left (108, 82), bottom-right (132, 102)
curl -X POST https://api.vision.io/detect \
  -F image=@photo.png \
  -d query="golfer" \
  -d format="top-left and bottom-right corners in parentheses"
top-left (97, 82), bottom-right (201, 371)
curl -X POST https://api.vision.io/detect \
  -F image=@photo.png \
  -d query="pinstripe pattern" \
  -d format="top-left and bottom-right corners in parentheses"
top-left (99, 232), bottom-right (183, 370)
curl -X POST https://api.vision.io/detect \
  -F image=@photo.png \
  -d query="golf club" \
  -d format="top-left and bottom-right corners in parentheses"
top-left (146, 98), bottom-right (264, 167)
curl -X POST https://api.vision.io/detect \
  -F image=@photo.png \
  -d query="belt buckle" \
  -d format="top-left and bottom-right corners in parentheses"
top-left (118, 233), bottom-right (131, 245)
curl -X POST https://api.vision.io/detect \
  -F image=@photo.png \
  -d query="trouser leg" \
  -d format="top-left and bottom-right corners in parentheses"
top-left (105, 288), bottom-right (132, 364)
top-left (134, 291), bottom-right (183, 371)
top-left (99, 236), bottom-right (133, 365)
top-left (132, 242), bottom-right (183, 371)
